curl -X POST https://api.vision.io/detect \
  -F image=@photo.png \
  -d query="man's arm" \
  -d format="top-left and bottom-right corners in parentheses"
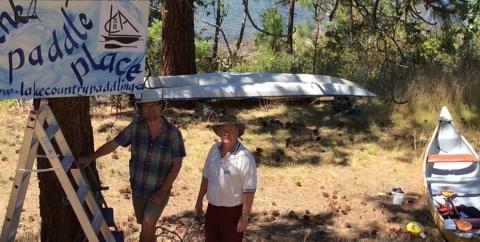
top-left (150, 157), bottom-right (183, 203)
top-left (195, 178), bottom-right (208, 214)
top-left (79, 140), bottom-right (120, 167)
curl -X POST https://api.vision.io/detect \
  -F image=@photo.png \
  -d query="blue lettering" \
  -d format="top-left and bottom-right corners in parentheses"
top-left (61, 7), bottom-right (88, 40)
top-left (79, 13), bottom-right (93, 30)
top-left (100, 53), bottom-right (116, 72)
top-left (28, 45), bottom-right (43, 66)
top-left (115, 58), bottom-right (131, 76)
top-left (0, 6), bottom-right (28, 43)
top-left (49, 30), bottom-right (64, 62)
top-left (126, 64), bottom-right (142, 82)
top-left (70, 57), bottom-right (89, 86)
top-left (80, 43), bottom-right (99, 69)
top-left (8, 48), bottom-right (24, 84)
top-left (63, 24), bottom-right (80, 55)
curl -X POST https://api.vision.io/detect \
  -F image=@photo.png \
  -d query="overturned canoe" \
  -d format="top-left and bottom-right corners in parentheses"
top-left (424, 106), bottom-right (480, 241)
top-left (142, 73), bottom-right (376, 100)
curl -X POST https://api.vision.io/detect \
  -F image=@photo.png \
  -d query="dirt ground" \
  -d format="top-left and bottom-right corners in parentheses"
top-left (1, 99), bottom-right (470, 241)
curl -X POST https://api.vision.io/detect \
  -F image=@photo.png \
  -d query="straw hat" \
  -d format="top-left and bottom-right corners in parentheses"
top-left (209, 114), bottom-right (246, 137)
top-left (135, 89), bottom-right (163, 104)
top-left (134, 89), bottom-right (167, 111)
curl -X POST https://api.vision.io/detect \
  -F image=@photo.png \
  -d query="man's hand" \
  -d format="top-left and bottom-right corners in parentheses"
top-left (150, 185), bottom-right (172, 204)
top-left (78, 156), bottom-right (93, 168)
top-left (236, 216), bottom-right (248, 233)
top-left (195, 199), bottom-right (203, 214)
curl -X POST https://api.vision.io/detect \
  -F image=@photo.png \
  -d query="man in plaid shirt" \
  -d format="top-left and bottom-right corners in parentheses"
top-left (80, 89), bottom-right (186, 242)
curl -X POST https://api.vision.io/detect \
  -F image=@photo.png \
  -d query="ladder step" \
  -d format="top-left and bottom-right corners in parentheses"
top-left (91, 212), bottom-right (104, 234)
top-left (76, 185), bottom-right (89, 204)
top-left (61, 155), bottom-right (75, 172)
top-left (45, 123), bottom-right (60, 140)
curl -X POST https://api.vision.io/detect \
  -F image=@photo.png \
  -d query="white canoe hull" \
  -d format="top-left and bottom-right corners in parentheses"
top-left (424, 107), bottom-right (480, 241)
top-left (142, 73), bottom-right (376, 100)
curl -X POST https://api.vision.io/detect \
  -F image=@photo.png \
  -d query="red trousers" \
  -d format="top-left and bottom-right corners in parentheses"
top-left (205, 203), bottom-right (244, 242)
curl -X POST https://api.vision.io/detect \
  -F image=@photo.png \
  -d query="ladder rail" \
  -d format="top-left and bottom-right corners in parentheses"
top-left (1, 111), bottom-right (42, 242)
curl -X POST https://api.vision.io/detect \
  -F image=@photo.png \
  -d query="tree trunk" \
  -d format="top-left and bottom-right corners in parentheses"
top-left (312, 0), bottom-right (321, 74)
top-left (161, 0), bottom-right (197, 75)
top-left (235, 0), bottom-right (248, 53)
top-left (287, 0), bottom-right (295, 53)
top-left (35, 97), bottom-right (96, 242)
top-left (212, 0), bottom-right (222, 67)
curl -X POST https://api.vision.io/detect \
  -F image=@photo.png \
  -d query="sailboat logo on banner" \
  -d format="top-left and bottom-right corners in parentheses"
top-left (97, 2), bottom-right (146, 52)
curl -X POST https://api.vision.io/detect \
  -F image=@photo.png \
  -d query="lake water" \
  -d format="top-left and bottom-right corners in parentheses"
top-left (194, 0), bottom-right (314, 40)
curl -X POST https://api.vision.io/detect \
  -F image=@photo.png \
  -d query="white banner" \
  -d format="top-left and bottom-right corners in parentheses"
top-left (0, 0), bottom-right (149, 99)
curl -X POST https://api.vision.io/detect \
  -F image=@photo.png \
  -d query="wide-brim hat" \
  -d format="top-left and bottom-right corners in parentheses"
top-left (135, 89), bottom-right (164, 104)
top-left (208, 114), bottom-right (246, 137)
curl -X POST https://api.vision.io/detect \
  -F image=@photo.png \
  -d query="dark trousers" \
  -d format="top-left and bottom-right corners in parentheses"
top-left (205, 203), bottom-right (244, 242)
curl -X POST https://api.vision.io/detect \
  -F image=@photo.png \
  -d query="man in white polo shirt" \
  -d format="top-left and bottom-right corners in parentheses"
top-left (195, 114), bottom-right (257, 242)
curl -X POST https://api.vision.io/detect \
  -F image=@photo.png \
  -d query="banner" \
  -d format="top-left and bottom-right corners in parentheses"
top-left (0, 0), bottom-right (149, 99)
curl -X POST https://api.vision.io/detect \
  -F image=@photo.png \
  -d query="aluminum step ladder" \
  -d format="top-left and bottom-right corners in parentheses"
top-left (0, 104), bottom-right (118, 242)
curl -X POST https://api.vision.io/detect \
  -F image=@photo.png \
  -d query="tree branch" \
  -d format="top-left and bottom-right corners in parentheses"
top-left (197, 18), bottom-right (234, 61)
top-left (352, 0), bottom-right (370, 17)
top-left (408, 3), bottom-right (437, 25)
top-left (351, 0), bottom-right (369, 20)
top-left (424, 1), bottom-right (455, 14)
top-left (241, 0), bottom-right (289, 37)
top-left (372, 0), bottom-right (380, 23)
top-left (236, 0), bottom-right (248, 52)
top-left (385, 32), bottom-right (406, 63)
top-left (329, 0), bottom-right (339, 21)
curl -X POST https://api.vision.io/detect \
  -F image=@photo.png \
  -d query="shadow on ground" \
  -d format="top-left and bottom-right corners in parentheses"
top-left (149, 206), bottom-right (443, 242)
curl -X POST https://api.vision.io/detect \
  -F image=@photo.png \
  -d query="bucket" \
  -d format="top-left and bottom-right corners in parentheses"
top-left (392, 191), bottom-right (404, 205)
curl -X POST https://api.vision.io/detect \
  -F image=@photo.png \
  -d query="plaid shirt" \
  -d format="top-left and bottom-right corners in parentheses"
top-left (115, 116), bottom-right (186, 197)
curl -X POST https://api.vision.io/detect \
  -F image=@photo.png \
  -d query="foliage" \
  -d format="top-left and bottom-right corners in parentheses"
top-left (0, 100), bottom-right (16, 110)
top-left (195, 38), bottom-right (214, 72)
top-left (255, 7), bottom-right (285, 51)
top-left (145, 19), bottom-right (163, 77)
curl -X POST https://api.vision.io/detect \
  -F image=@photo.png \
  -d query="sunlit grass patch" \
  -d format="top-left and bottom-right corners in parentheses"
top-left (0, 100), bottom-right (16, 110)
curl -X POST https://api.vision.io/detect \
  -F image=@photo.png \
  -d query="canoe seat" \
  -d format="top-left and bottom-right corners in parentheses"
top-left (428, 154), bottom-right (478, 163)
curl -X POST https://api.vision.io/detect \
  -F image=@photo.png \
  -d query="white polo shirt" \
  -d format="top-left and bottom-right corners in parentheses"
top-left (202, 141), bottom-right (257, 207)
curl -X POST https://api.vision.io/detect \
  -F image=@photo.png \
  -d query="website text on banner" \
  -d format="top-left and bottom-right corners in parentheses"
top-left (0, 0), bottom-right (149, 99)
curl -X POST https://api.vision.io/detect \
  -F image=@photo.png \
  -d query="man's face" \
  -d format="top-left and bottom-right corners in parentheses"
top-left (217, 124), bottom-right (239, 144)
top-left (141, 102), bottom-right (162, 122)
